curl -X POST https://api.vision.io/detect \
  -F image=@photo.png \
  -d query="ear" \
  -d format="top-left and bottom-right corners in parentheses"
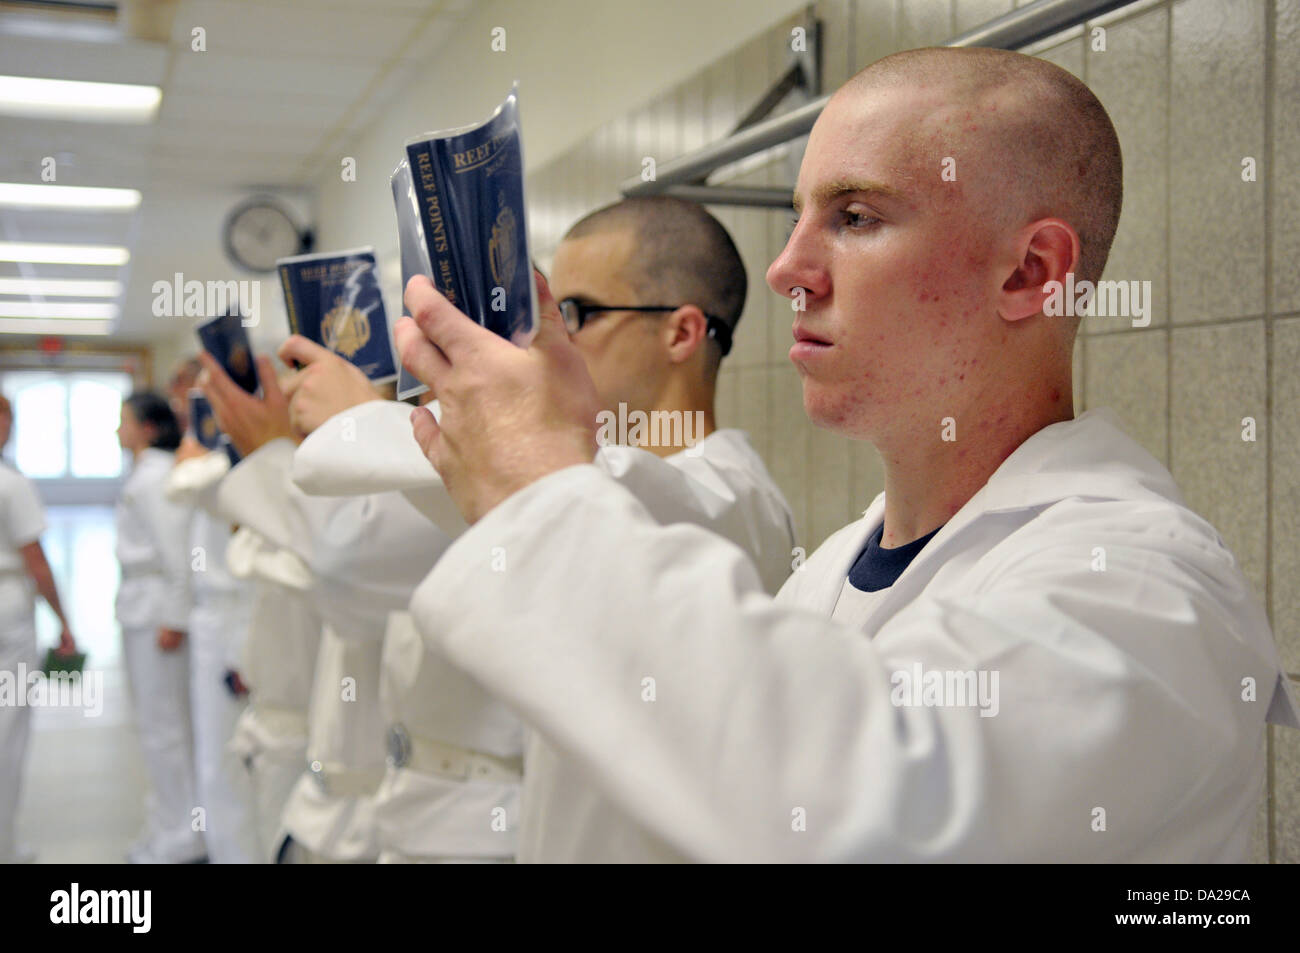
top-left (663, 305), bottom-right (709, 365)
top-left (998, 217), bottom-right (1079, 323)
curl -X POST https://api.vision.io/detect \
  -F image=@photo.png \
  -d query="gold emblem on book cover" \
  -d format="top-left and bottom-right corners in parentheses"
top-left (229, 342), bottom-right (250, 379)
top-left (322, 299), bottom-right (371, 358)
top-left (489, 191), bottom-right (518, 289)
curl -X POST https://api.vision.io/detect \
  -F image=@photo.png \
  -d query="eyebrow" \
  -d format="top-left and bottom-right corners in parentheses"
top-left (792, 178), bottom-right (906, 213)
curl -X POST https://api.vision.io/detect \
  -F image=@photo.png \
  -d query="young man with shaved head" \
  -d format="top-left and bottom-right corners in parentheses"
top-left (397, 47), bottom-right (1298, 862)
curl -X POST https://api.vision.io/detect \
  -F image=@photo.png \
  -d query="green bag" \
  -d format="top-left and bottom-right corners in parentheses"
top-left (43, 647), bottom-right (86, 676)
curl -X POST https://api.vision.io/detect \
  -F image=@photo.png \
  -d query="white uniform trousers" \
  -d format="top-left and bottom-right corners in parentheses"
top-left (121, 623), bottom-right (204, 861)
top-left (0, 610), bottom-right (35, 862)
top-left (189, 594), bottom-right (256, 863)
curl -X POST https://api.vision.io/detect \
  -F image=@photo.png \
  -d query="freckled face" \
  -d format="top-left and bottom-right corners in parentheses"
top-left (766, 86), bottom-right (1008, 442)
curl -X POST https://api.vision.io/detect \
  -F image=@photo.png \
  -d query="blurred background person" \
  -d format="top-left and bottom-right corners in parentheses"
top-left (0, 394), bottom-right (77, 864)
top-left (115, 391), bottom-right (204, 863)
top-left (169, 376), bottom-right (258, 864)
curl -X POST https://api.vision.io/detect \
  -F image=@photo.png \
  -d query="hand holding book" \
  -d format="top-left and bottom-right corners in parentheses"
top-left (395, 269), bottom-right (600, 525)
top-left (278, 334), bottom-right (384, 437)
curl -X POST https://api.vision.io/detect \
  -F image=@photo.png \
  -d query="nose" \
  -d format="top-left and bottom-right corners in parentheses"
top-left (766, 215), bottom-right (829, 306)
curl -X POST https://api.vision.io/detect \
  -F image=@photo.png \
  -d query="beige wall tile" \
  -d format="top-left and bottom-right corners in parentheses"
top-left (653, 95), bottom-right (680, 169)
top-left (816, 0), bottom-right (854, 89)
top-left (735, 367), bottom-right (772, 464)
top-left (715, 364), bottom-right (740, 431)
top-left (1170, 320), bottom-right (1268, 600)
top-left (768, 360), bottom-right (810, 545)
top-left (1034, 32), bottom-right (1084, 77)
top-left (854, 0), bottom-right (899, 69)
top-left (954, 0), bottom-right (1014, 34)
top-left (1277, 714), bottom-right (1300, 862)
top-left (677, 75), bottom-right (709, 158)
top-left (1274, 0), bottom-right (1300, 314)
top-left (898, 0), bottom-right (954, 47)
top-left (725, 205), bottom-right (772, 369)
top-left (1084, 330), bottom-right (1169, 466)
top-left (767, 174), bottom-right (796, 368)
top-left (1170, 0), bottom-right (1266, 323)
top-left (705, 55), bottom-right (738, 142)
top-left (1085, 4), bottom-right (1169, 334)
top-left (1270, 317), bottom-right (1300, 673)
top-left (735, 27), bottom-right (777, 127)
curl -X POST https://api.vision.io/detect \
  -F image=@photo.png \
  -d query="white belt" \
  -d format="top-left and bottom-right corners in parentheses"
top-left (308, 760), bottom-right (385, 798)
top-left (387, 724), bottom-right (523, 784)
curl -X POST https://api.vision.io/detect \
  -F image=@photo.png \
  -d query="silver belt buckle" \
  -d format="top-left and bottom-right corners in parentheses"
top-left (387, 724), bottom-right (411, 769)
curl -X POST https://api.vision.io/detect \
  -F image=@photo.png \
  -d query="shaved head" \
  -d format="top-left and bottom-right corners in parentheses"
top-left (565, 196), bottom-right (747, 337)
top-left (844, 46), bottom-right (1123, 284)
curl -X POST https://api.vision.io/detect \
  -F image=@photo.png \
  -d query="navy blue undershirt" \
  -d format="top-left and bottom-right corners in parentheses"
top-left (847, 522), bottom-right (944, 593)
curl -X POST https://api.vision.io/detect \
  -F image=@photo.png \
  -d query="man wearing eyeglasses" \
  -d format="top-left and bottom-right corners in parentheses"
top-left (290, 195), bottom-right (794, 862)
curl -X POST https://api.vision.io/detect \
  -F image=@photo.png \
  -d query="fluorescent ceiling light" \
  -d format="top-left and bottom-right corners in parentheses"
top-left (0, 318), bottom-right (111, 336)
top-left (0, 301), bottom-right (118, 320)
top-left (0, 14), bottom-right (120, 46)
top-left (0, 74), bottom-right (161, 123)
top-left (0, 182), bottom-right (141, 211)
top-left (0, 242), bottom-right (129, 265)
top-left (0, 277), bottom-right (123, 297)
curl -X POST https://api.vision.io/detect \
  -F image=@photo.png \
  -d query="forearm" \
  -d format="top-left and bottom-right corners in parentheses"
top-left (31, 561), bottom-right (69, 629)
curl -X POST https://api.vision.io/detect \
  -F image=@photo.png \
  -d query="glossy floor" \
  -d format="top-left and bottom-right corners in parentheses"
top-left (18, 505), bottom-right (148, 863)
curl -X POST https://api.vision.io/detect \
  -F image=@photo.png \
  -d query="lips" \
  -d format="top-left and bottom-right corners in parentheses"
top-left (789, 323), bottom-right (833, 365)
top-left (792, 324), bottom-right (832, 346)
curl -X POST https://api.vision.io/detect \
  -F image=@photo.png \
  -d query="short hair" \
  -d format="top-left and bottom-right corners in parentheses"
top-left (124, 391), bottom-right (181, 451)
top-left (564, 196), bottom-right (748, 354)
top-left (846, 47), bottom-right (1123, 285)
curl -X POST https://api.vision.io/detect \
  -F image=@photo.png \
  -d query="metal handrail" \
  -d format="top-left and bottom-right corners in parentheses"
top-left (620, 0), bottom-right (1135, 200)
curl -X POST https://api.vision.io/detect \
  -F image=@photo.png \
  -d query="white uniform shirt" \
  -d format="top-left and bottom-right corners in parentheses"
top-left (0, 460), bottom-right (46, 630)
top-left (298, 400), bottom-right (797, 861)
top-left (294, 402), bottom-right (517, 858)
top-left (220, 437), bottom-right (444, 859)
top-left (409, 408), bottom-right (1299, 862)
top-left (115, 448), bottom-right (192, 631)
top-left (168, 451), bottom-right (321, 712)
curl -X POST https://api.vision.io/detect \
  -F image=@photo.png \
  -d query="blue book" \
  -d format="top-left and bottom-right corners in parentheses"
top-left (195, 311), bottom-right (258, 394)
top-left (393, 85), bottom-right (538, 401)
top-left (188, 389), bottom-right (222, 450)
top-left (188, 389), bottom-right (241, 466)
top-left (276, 247), bottom-right (398, 384)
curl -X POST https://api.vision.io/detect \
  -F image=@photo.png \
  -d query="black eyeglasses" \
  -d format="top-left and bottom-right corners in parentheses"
top-left (557, 298), bottom-right (733, 357)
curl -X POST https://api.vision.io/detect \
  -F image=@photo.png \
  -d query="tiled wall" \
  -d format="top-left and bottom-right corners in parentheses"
top-left (525, 0), bottom-right (1300, 862)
